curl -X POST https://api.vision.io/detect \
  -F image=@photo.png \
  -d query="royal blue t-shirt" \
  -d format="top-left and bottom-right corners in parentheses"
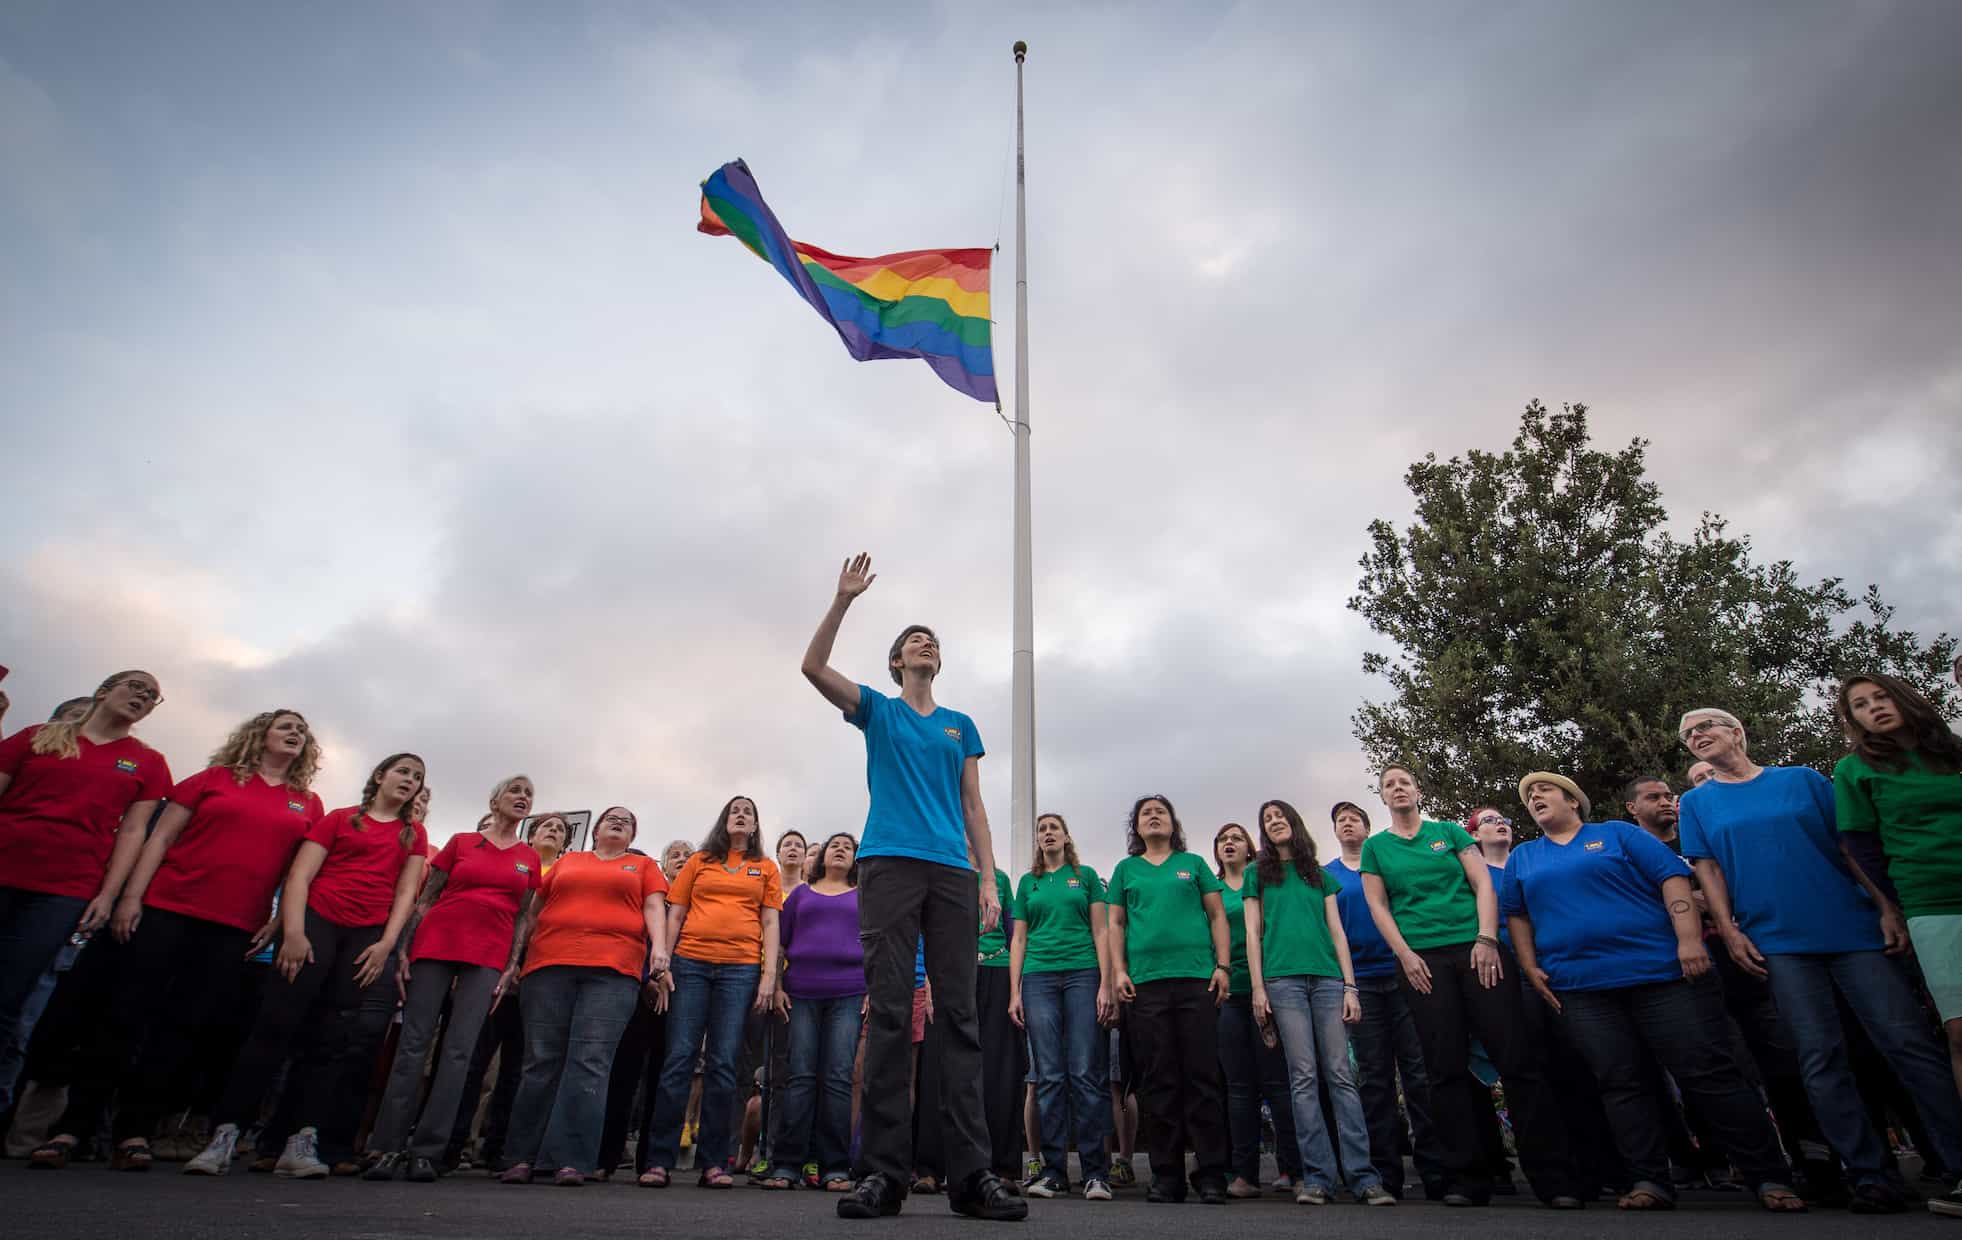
top-left (1324, 858), bottom-right (1396, 979)
top-left (1499, 821), bottom-right (1693, 991)
top-left (1677, 766), bottom-right (1882, 956)
top-left (1486, 863), bottom-right (1513, 948)
top-left (849, 684), bottom-right (983, 871)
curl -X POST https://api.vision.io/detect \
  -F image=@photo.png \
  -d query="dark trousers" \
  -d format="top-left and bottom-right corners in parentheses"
top-left (216, 908), bottom-right (395, 1161)
top-left (975, 966), bottom-right (1025, 1179)
top-left (1351, 976), bottom-right (1445, 1196)
top-left (854, 856), bottom-right (988, 1188)
top-left (0, 888), bottom-right (87, 1111)
top-left (447, 986), bottom-right (523, 1165)
top-left (1398, 942), bottom-right (1578, 1203)
top-left (597, 996), bottom-right (663, 1174)
top-left (1711, 946), bottom-right (1844, 1182)
top-left (1515, 965), bottom-right (1622, 1194)
top-left (1562, 973), bottom-right (1792, 1194)
top-left (1217, 992), bottom-right (1300, 1183)
top-left (781, 993), bottom-right (862, 1179)
top-left (52, 907), bottom-right (253, 1142)
top-left (1129, 977), bottom-right (1228, 1185)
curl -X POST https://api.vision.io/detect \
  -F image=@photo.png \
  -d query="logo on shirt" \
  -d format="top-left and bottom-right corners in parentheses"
top-left (115, 758), bottom-right (139, 773)
top-left (943, 726), bottom-right (963, 741)
top-left (1584, 840), bottom-right (1605, 852)
top-left (515, 863), bottom-right (531, 875)
top-left (1175, 870), bottom-right (1193, 881)
top-left (1428, 839), bottom-right (1449, 852)
top-left (1065, 878), bottom-right (1081, 889)
top-left (622, 864), bottom-right (638, 872)
top-left (287, 800), bottom-right (307, 813)
top-left (747, 867), bottom-right (763, 877)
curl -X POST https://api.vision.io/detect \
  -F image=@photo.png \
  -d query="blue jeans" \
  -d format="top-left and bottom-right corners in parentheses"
top-left (1350, 976), bottom-right (1445, 1196)
top-left (1217, 992), bottom-right (1301, 1182)
top-left (1023, 966), bottom-right (1109, 1181)
top-left (504, 965), bottom-right (638, 1173)
top-left (780, 992), bottom-right (864, 1180)
top-left (1266, 975), bottom-right (1379, 1192)
top-left (0, 888), bottom-right (87, 1112)
top-left (647, 955), bottom-right (760, 1171)
top-left (1764, 950), bottom-right (1962, 1184)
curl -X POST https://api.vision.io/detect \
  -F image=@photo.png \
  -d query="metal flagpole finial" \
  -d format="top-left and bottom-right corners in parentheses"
top-left (1013, 40), bottom-right (1027, 63)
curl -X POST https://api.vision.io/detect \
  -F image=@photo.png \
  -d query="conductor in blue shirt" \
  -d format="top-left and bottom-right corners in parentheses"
top-left (802, 553), bottom-right (1025, 1223)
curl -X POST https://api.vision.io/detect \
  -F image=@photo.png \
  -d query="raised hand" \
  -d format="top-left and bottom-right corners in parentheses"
top-left (837, 552), bottom-right (877, 599)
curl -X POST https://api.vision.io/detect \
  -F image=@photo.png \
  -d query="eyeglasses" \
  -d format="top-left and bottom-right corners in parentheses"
top-left (118, 679), bottom-right (163, 704)
top-left (1475, 815), bottom-right (1511, 828)
top-left (1679, 718), bottom-right (1733, 741)
top-left (599, 814), bottom-right (634, 826)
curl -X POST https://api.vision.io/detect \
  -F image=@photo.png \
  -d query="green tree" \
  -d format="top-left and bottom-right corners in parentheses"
top-left (1349, 401), bottom-right (1957, 831)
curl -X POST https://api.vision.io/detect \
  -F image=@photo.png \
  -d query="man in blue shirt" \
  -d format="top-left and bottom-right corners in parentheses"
top-left (802, 553), bottom-right (1023, 1222)
top-left (1677, 707), bottom-right (1962, 1214)
top-left (1325, 801), bottom-right (1447, 1200)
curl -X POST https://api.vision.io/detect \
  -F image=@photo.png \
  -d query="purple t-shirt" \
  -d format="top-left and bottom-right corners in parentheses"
top-left (780, 885), bottom-right (867, 1000)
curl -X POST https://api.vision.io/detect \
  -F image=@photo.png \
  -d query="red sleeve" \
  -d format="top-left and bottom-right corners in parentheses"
top-left (304, 791), bottom-right (326, 826)
top-left (408, 822), bottom-right (430, 858)
top-left (667, 854), bottom-right (701, 907)
top-left (167, 766), bottom-right (219, 809)
top-left (306, 809), bottom-right (347, 849)
top-left (642, 859), bottom-right (671, 898)
top-left (137, 745), bottom-right (173, 801)
top-left (429, 834), bottom-right (462, 874)
top-left (0, 725), bottom-right (37, 777)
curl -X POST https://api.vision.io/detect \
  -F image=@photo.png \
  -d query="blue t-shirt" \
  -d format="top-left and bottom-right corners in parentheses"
top-left (1486, 863), bottom-right (1512, 948)
top-left (1677, 765), bottom-right (1883, 956)
top-left (849, 684), bottom-right (983, 870)
top-left (1323, 858), bottom-right (1396, 979)
top-left (1499, 821), bottom-right (1693, 991)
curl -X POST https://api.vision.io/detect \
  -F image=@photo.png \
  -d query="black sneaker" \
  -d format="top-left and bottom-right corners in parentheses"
top-left (1196, 1178), bottom-right (1228, 1205)
top-left (407, 1156), bottom-right (439, 1183)
top-left (1146, 1176), bottom-right (1187, 1203)
top-left (1849, 1182), bottom-right (1906, 1214)
top-left (363, 1152), bottom-right (404, 1182)
top-left (950, 1169), bottom-right (1028, 1221)
top-left (838, 1172), bottom-right (905, 1219)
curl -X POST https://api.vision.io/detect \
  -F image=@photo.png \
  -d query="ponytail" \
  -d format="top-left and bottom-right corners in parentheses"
top-left (28, 669), bottom-right (147, 760)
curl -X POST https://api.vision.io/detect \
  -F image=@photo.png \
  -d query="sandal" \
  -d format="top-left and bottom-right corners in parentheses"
top-left (111, 1142), bottom-right (154, 1172)
top-left (911, 1174), bottom-right (941, 1195)
top-left (699, 1166), bottom-right (735, 1188)
top-left (28, 1139), bottom-right (77, 1170)
top-left (758, 1173), bottom-right (795, 1190)
top-left (638, 1168), bottom-right (670, 1188)
top-left (1757, 1185), bottom-right (1807, 1212)
top-left (824, 1177), bottom-right (854, 1192)
top-left (1617, 1185), bottom-right (1673, 1210)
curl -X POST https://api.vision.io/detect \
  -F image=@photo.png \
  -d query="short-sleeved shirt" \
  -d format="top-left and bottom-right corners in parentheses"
top-left (1324, 858), bottom-right (1396, 979)
top-left (303, 808), bottom-right (430, 928)
top-left (1678, 765), bottom-right (1882, 955)
top-left (780, 884), bottom-right (865, 999)
top-left (1012, 864), bottom-right (1105, 973)
top-left (1107, 851), bottom-right (1223, 985)
top-left (1248, 863), bottom-right (1345, 980)
top-left (977, 868), bottom-right (1013, 967)
top-left (1499, 821), bottom-right (1694, 991)
top-left (1834, 749), bottom-right (1962, 919)
top-left (144, 766), bottom-right (321, 931)
top-left (411, 834), bottom-right (542, 970)
top-left (669, 852), bottom-right (784, 965)
top-left (848, 685), bottom-right (983, 870)
top-left (524, 850), bottom-right (670, 978)
top-left (1358, 820), bottom-right (1480, 951)
top-left (1220, 878), bottom-right (1253, 995)
top-left (0, 726), bottom-right (173, 899)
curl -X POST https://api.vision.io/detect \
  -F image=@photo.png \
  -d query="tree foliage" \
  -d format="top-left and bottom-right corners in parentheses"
top-left (1349, 401), bottom-right (1957, 831)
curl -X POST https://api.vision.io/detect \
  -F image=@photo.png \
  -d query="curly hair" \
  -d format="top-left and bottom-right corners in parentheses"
top-left (1837, 673), bottom-right (1962, 775)
top-left (352, 752), bottom-right (426, 850)
top-left (1032, 813), bottom-right (1083, 878)
top-left (208, 710), bottom-right (319, 793)
top-left (1125, 794), bottom-right (1186, 855)
top-left (30, 669), bottom-right (153, 760)
top-left (1253, 799), bottom-right (1321, 889)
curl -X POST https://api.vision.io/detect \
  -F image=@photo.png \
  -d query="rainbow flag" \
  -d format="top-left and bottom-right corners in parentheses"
top-left (698, 159), bottom-right (996, 404)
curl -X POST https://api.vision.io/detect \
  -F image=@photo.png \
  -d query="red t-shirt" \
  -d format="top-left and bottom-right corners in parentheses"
top-left (304, 807), bottom-right (429, 928)
top-left (0, 725), bottom-right (174, 899)
top-left (143, 766), bottom-right (322, 932)
top-left (523, 851), bottom-right (670, 980)
top-left (410, 833), bottom-right (543, 971)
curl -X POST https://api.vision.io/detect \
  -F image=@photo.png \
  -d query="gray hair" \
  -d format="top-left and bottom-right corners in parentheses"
top-left (1678, 708), bottom-right (1745, 738)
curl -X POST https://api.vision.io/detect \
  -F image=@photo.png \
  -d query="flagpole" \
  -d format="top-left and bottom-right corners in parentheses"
top-left (1008, 40), bottom-right (1034, 881)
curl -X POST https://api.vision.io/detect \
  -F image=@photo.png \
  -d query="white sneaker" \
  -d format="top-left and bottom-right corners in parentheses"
top-left (183, 1123), bottom-right (240, 1176)
top-left (274, 1126), bottom-right (330, 1179)
top-left (1083, 1178), bottom-right (1112, 1201)
top-left (1930, 1179), bottom-right (1962, 1218)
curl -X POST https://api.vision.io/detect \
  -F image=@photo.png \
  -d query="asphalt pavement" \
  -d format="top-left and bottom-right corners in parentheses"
top-left (7, 1164), bottom-right (1959, 1240)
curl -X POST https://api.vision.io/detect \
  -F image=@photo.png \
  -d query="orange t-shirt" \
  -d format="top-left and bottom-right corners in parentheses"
top-left (522, 850), bottom-right (670, 980)
top-left (669, 852), bottom-right (784, 965)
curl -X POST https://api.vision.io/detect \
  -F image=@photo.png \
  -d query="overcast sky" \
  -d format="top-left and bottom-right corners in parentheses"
top-left (4, 1), bottom-right (1958, 875)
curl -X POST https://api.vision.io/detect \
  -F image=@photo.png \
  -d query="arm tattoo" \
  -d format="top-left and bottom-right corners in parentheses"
top-left (1668, 899), bottom-right (1692, 914)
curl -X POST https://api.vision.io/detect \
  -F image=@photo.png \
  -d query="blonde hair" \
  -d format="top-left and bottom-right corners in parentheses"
top-left (30, 669), bottom-right (153, 760)
top-left (1031, 813), bottom-right (1082, 878)
top-left (488, 774), bottom-right (535, 816)
top-left (209, 710), bottom-right (320, 793)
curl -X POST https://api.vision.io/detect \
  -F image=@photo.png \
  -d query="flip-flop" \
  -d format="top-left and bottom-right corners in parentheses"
top-left (1757, 1185), bottom-right (1807, 1212)
top-left (28, 1140), bottom-right (77, 1170)
top-left (637, 1168), bottom-right (670, 1188)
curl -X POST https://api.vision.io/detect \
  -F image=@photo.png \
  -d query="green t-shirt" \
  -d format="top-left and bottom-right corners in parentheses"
top-left (1248, 864), bottom-right (1345, 980)
top-left (1107, 850), bottom-right (1224, 984)
top-left (1012, 864), bottom-right (1105, 973)
top-left (1219, 876), bottom-right (1252, 996)
top-left (1834, 749), bottom-right (1962, 919)
top-left (1358, 820), bottom-right (1480, 951)
top-left (978, 869), bottom-right (1014, 967)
